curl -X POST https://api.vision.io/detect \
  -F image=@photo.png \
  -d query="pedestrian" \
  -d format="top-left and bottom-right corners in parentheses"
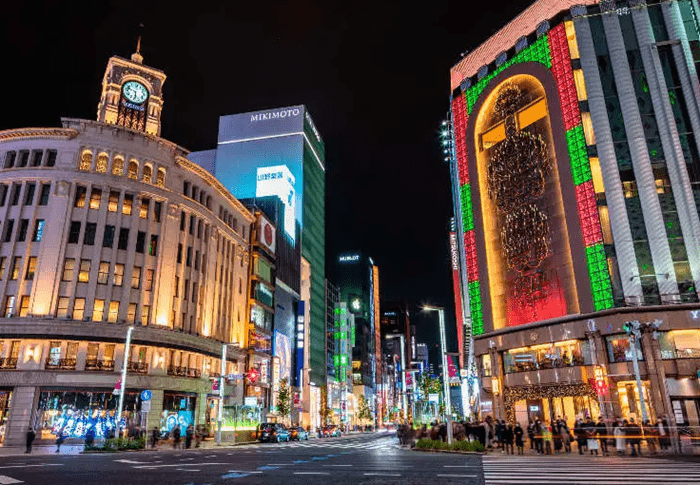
top-left (185, 425), bottom-right (194, 449)
top-left (151, 426), bottom-right (159, 449)
top-left (55, 427), bottom-right (65, 453)
top-left (195, 426), bottom-right (202, 448)
top-left (574, 419), bottom-right (586, 454)
top-left (26, 427), bottom-right (36, 454)
top-left (644, 420), bottom-right (657, 455)
top-left (614, 420), bottom-right (626, 455)
top-left (559, 418), bottom-right (571, 453)
top-left (626, 417), bottom-right (642, 456)
top-left (514, 422), bottom-right (524, 455)
top-left (527, 420), bottom-right (535, 452)
top-left (534, 419), bottom-right (544, 455)
top-left (584, 417), bottom-right (598, 455)
top-left (85, 426), bottom-right (95, 447)
top-left (172, 426), bottom-right (181, 449)
top-left (503, 424), bottom-right (514, 455)
top-left (542, 422), bottom-right (553, 455)
top-left (657, 417), bottom-right (670, 453)
top-left (596, 417), bottom-right (608, 455)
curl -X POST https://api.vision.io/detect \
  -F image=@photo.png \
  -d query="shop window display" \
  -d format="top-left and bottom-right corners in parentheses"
top-left (659, 330), bottom-right (700, 359)
top-left (606, 335), bottom-right (644, 363)
top-left (616, 381), bottom-right (655, 421)
top-left (503, 340), bottom-right (590, 373)
top-left (161, 392), bottom-right (196, 436)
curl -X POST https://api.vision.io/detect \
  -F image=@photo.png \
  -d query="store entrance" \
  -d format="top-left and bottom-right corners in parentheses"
top-left (0, 389), bottom-right (12, 445)
top-left (507, 384), bottom-right (599, 429)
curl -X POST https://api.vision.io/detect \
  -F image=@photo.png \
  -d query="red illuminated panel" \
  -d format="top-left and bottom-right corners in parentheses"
top-left (506, 272), bottom-right (567, 326)
top-left (548, 24), bottom-right (580, 132)
top-left (575, 181), bottom-right (603, 246)
top-left (452, 94), bottom-right (470, 185)
top-left (464, 230), bottom-right (479, 283)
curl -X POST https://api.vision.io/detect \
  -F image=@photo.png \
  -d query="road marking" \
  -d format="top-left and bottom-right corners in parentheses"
top-left (221, 472), bottom-right (248, 479)
top-left (0, 476), bottom-right (23, 485)
top-left (324, 464), bottom-right (352, 467)
top-left (294, 472), bottom-right (330, 475)
top-left (176, 469), bottom-right (199, 472)
top-left (364, 473), bottom-right (401, 477)
top-left (0, 465), bottom-right (62, 470)
top-left (311, 456), bottom-right (327, 460)
top-left (438, 474), bottom-right (478, 478)
top-left (444, 465), bottom-right (476, 468)
top-left (293, 460), bottom-right (309, 464)
top-left (257, 466), bottom-right (279, 470)
top-left (134, 462), bottom-right (227, 469)
top-left (115, 459), bottom-right (151, 464)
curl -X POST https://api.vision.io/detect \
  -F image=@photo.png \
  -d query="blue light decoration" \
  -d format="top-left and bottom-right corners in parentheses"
top-left (50, 408), bottom-right (119, 439)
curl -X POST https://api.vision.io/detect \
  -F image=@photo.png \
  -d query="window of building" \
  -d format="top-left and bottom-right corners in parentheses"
top-left (17, 150), bottom-right (28, 167)
top-left (17, 219), bottom-right (28, 242)
top-left (56, 297), bottom-right (69, 318)
top-left (3, 296), bottom-right (15, 318)
top-left (0, 257), bottom-right (5, 279)
top-left (183, 181), bottom-right (190, 197)
top-left (127, 303), bottom-right (137, 325)
top-left (74, 185), bottom-right (87, 208)
top-left (659, 330), bottom-right (700, 359)
top-left (136, 231), bottom-right (145, 253)
top-left (156, 168), bottom-right (166, 187)
top-left (30, 150), bottom-right (42, 167)
top-left (32, 219), bottom-right (44, 238)
top-left (73, 298), bottom-right (85, 320)
top-left (113, 263), bottom-right (124, 286)
top-left (140, 198), bottom-right (149, 219)
top-left (142, 164), bottom-right (152, 183)
top-left (9, 184), bottom-right (20, 205)
top-left (62, 258), bottom-right (75, 281)
top-left (144, 269), bottom-right (154, 291)
top-left (184, 279), bottom-right (189, 300)
top-left (79, 150), bottom-right (92, 171)
top-left (503, 340), bottom-right (590, 373)
top-left (108, 191), bottom-right (119, 212)
top-left (0, 184), bottom-right (7, 206)
top-left (39, 184), bottom-right (50, 205)
top-left (192, 282), bottom-right (198, 303)
top-left (95, 153), bottom-right (108, 173)
top-left (141, 305), bottom-right (150, 325)
top-left (24, 183), bottom-right (35, 205)
top-left (111, 156), bottom-right (124, 176)
top-left (19, 296), bottom-right (29, 317)
top-left (25, 257), bottom-right (36, 280)
top-left (197, 220), bottom-right (202, 239)
top-left (46, 150), bottom-right (56, 167)
top-left (186, 247), bottom-right (192, 267)
top-left (9, 257), bottom-right (20, 280)
top-left (180, 211), bottom-right (186, 231)
top-left (118, 228), bottom-right (129, 250)
top-left (606, 335), bottom-right (644, 363)
top-left (92, 299), bottom-right (105, 322)
top-left (127, 160), bottom-right (138, 180)
top-left (189, 215), bottom-right (195, 235)
top-left (84, 222), bottom-right (97, 245)
top-left (104, 344), bottom-right (115, 362)
top-left (3, 151), bottom-right (15, 168)
top-left (103, 225), bottom-right (115, 247)
top-left (239, 277), bottom-right (243, 294)
top-left (174, 275), bottom-right (179, 297)
top-left (108, 301), bottom-right (119, 323)
top-left (131, 266), bottom-right (141, 289)
top-left (194, 250), bottom-right (200, 271)
top-left (97, 262), bottom-right (110, 285)
top-left (68, 221), bottom-right (81, 243)
top-left (78, 259), bottom-right (90, 283)
top-left (122, 194), bottom-right (133, 215)
top-left (149, 235), bottom-right (158, 256)
top-left (89, 188), bottom-right (102, 210)
top-left (154, 201), bottom-right (162, 223)
top-left (177, 243), bottom-right (183, 264)
top-left (3, 219), bottom-right (13, 242)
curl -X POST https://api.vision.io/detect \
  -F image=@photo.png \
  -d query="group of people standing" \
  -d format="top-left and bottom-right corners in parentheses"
top-left (155, 424), bottom-right (200, 449)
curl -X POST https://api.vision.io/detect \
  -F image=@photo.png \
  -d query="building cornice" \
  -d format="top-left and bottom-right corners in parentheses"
top-left (0, 127), bottom-right (78, 142)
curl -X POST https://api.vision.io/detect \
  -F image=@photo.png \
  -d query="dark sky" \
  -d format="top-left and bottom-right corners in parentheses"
top-left (0, 0), bottom-right (535, 349)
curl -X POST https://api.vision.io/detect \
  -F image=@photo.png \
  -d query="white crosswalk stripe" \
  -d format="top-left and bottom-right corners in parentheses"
top-left (483, 454), bottom-right (700, 484)
top-left (275, 438), bottom-right (401, 450)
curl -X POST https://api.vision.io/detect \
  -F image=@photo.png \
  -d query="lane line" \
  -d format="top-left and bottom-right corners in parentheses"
top-left (364, 473), bottom-right (401, 477)
top-left (134, 462), bottom-right (227, 469)
top-left (438, 474), bottom-right (479, 478)
top-left (0, 465), bottom-right (63, 470)
top-left (294, 472), bottom-right (330, 475)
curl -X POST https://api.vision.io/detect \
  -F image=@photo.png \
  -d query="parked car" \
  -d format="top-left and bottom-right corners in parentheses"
top-left (258, 423), bottom-right (291, 443)
top-left (323, 425), bottom-right (341, 438)
top-left (290, 426), bottom-right (309, 441)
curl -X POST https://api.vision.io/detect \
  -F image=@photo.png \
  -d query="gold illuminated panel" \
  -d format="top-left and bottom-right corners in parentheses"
top-left (474, 75), bottom-right (579, 329)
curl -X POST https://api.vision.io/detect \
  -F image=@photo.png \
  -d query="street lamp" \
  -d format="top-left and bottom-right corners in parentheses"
top-left (216, 343), bottom-right (228, 446)
top-left (116, 325), bottom-right (134, 434)
top-left (423, 305), bottom-right (453, 445)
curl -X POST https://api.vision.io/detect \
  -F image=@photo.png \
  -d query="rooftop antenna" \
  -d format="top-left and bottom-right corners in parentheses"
top-left (131, 23), bottom-right (144, 64)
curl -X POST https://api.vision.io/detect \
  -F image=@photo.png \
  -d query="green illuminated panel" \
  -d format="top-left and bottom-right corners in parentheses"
top-left (460, 183), bottom-right (474, 231)
top-left (466, 35), bottom-right (552, 114)
top-left (468, 280), bottom-right (484, 335)
top-left (585, 244), bottom-right (614, 310)
top-left (566, 126), bottom-right (591, 185)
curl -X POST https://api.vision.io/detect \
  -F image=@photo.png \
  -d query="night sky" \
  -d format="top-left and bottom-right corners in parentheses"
top-left (0, 0), bottom-right (535, 354)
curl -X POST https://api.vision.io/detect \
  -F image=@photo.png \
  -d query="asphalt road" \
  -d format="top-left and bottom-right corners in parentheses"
top-left (0, 433), bottom-right (484, 485)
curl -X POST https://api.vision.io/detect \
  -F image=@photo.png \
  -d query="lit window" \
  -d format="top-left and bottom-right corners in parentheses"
top-left (95, 153), bottom-right (108, 173)
top-left (74, 186), bottom-right (87, 208)
top-left (78, 259), bottom-right (91, 283)
top-left (73, 298), bottom-right (85, 320)
top-left (10, 257), bottom-right (20, 280)
top-left (149, 235), bottom-right (158, 256)
top-left (127, 303), bottom-right (137, 325)
top-left (98, 262), bottom-right (110, 285)
top-left (123, 194), bottom-right (133, 215)
top-left (622, 181), bottom-right (638, 198)
top-left (111, 156), bottom-right (124, 176)
top-left (62, 258), bottom-right (75, 281)
top-left (25, 257), bottom-right (37, 280)
top-left (113, 263), bottom-right (124, 286)
top-left (18, 296), bottom-right (29, 317)
top-left (140, 198), bottom-right (149, 219)
top-left (142, 164), bottom-right (153, 183)
top-left (132, 266), bottom-right (141, 289)
top-left (57, 297), bottom-right (69, 318)
top-left (127, 160), bottom-right (138, 180)
top-left (108, 301), bottom-right (119, 323)
top-left (32, 219), bottom-right (44, 242)
top-left (92, 299), bottom-right (105, 322)
top-left (141, 305), bottom-right (150, 325)
top-left (79, 150), bottom-right (92, 171)
top-left (581, 112), bottom-right (596, 145)
top-left (3, 296), bottom-right (15, 318)
top-left (144, 269), bottom-right (154, 291)
top-left (89, 188), bottom-right (102, 210)
top-left (573, 69), bottom-right (588, 101)
top-left (589, 158), bottom-right (605, 194)
top-left (156, 168), bottom-right (166, 187)
top-left (0, 257), bottom-right (5, 279)
top-left (108, 191), bottom-right (119, 212)
top-left (564, 21), bottom-right (580, 59)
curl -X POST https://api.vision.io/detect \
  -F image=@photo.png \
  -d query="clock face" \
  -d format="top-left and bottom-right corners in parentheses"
top-left (122, 81), bottom-right (149, 104)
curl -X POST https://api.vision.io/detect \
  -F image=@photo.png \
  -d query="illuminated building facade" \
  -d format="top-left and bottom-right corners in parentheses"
top-left (449, 0), bottom-right (700, 432)
top-left (190, 105), bottom-right (326, 428)
top-left (0, 48), bottom-right (254, 447)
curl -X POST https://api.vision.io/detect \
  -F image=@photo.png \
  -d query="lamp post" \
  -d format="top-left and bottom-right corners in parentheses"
top-left (116, 325), bottom-right (134, 434)
top-left (424, 305), bottom-right (453, 445)
top-left (216, 343), bottom-right (228, 446)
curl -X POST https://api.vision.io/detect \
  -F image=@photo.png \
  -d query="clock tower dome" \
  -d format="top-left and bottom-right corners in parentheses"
top-left (96, 40), bottom-right (166, 137)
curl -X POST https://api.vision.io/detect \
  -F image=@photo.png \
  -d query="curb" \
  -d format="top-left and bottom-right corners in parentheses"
top-left (412, 448), bottom-right (485, 455)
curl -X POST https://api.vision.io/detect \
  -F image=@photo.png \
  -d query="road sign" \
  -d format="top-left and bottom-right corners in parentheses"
top-left (141, 400), bottom-right (152, 413)
top-left (140, 390), bottom-right (152, 401)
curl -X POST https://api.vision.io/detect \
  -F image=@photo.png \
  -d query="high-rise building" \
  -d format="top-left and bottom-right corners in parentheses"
top-left (190, 106), bottom-right (326, 427)
top-left (448, 0), bottom-right (700, 434)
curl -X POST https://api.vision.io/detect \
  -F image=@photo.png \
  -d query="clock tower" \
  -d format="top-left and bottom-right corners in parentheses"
top-left (96, 40), bottom-right (166, 137)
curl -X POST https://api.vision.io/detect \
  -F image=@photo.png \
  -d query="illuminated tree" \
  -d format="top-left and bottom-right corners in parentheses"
top-left (277, 377), bottom-right (291, 423)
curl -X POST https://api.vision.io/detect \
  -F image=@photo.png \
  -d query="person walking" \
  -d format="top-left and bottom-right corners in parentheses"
top-left (527, 420), bottom-right (536, 453)
top-left (657, 417), bottom-right (670, 453)
top-left (542, 422), bottom-right (553, 455)
top-left (584, 417), bottom-right (598, 455)
top-left (185, 425), bottom-right (194, 449)
top-left (596, 417), bottom-right (608, 455)
top-left (626, 418), bottom-right (642, 456)
top-left (503, 424), bottom-right (514, 455)
top-left (514, 422), bottom-right (524, 455)
top-left (534, 419), bottom-right (544, 455)
top-left (172, 426), bottom-right (181, 449)
top-left (553, 420), bottom-right (563, 453)
top-left (151, 426), bottom-right (159, 449)
top-left (574, 419), bottom-right (587, 455)
top-left (614, 420), bottom-right (626, 455)
top-left (496, 419), bottom-right (505, 452)
top-left (559, 418), bottom-right (572, 453)
top-left (55, 427), bottom-right (65, 453)
top-left (25, 427), bottom-right (36, 454)
top-left (644, 420), bottom-right (657, 455)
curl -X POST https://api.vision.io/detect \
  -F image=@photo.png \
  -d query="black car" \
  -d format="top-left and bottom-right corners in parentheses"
top-left (258, 423), bottom-right (291, 443)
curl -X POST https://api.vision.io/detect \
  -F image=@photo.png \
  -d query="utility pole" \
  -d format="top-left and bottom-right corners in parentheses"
top-left (116, 325), bottom-right (134, 434)
top-left (216, 343), bottom-right (228, 445)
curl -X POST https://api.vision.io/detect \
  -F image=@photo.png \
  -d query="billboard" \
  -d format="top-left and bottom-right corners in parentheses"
top-left (214, 106), bottom-right (307, 245)
top-left (449, 231), bottom-right (465, 367)
top-left (274, 330), bottom-right (291, 383)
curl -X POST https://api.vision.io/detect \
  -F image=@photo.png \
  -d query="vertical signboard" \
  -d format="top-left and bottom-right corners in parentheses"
top-left (295, 301), bottom-right (305, 387)
top-left (450, 231), bottom-right (465, 367)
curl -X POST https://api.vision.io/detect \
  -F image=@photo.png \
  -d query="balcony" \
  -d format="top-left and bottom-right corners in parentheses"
top-left (127, 361), bottom-right (149, 374)
top-left (84, 359), bottom-right (115, 372)
top-left (167, 366), bottom-right (202, 378)
top-left (0, 357), bottom-right (18, 369)
top-left (45, 358), bottom-right (77, 370)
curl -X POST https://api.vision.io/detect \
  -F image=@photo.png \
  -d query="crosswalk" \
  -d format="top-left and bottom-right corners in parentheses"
top-left (483, 454), bottom-right (700, 484)
top-left (274, 436), bottom-right (401, 451)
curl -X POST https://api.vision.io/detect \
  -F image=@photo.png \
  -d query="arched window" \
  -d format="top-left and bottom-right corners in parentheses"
top-left (127, 160), bottom-right (139, 180)
top-left (142, 164), bottom-right (153, 183)
top-left (79, 150), bottom-right (92, 171)
top-left (95, 153), bottom-right (109, 173)
top-left (156, 167), bottom-right (166, 187)
top-left (111, 156), bottom-right (124, 176)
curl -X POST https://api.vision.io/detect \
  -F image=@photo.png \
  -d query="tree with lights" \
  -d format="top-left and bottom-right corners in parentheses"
top-left (277, 377), bottom-right (291, 424)
top-left (357, 395), bottom-right (373, 426)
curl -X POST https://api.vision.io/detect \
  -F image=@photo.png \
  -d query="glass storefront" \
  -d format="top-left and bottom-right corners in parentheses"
top-left (616, 381), bottom-right (655, 421)
top-left (659, 330), bottom-right (700, 359)
top-left (503, 340), bottom-right (591, 373)
top-left (513, 395), bottom-right (600, 430)
top-left (606, 335), bottom-right (644, 363)
top-left (0, 389), bottom-right (11, 445)
top-left (161, 391), bottom-right (196, 435)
